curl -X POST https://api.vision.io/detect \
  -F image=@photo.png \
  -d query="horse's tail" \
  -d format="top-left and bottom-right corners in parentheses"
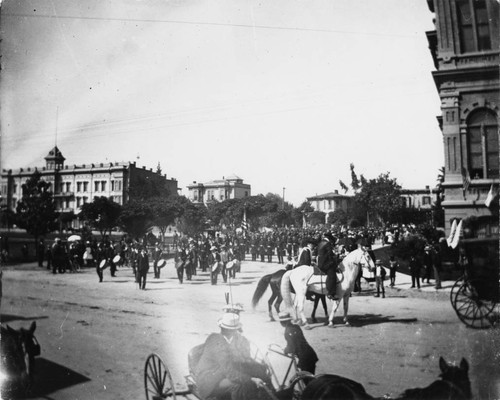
top-left (280, 270), bottom-right (294, 310)
top-left (251, 273), bottom-right (273, 309)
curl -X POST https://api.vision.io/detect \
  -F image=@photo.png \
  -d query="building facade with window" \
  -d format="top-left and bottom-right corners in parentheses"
top-left (186, 175), bottom-right (251, 205)
top-left (306, 191), bottom-right (353, 214)
top-left (400, 187), bottom-right (437, 209)
top-left (427, 0), bottom-right (499, 235)
top-left (1, 147), bottom-right (178, 223)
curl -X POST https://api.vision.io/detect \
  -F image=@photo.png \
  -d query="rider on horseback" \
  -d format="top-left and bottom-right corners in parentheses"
top-left (317, 231), bottom-right (339, 301)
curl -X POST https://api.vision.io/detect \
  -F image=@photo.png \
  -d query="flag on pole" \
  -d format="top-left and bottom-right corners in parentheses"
top-left (461, 167), bottom-right (471, 192)
top-left (450, 219), bottom-right (463, 249)
top-left (485, 184), bottom-right (497, 207)
top-left (447, 219), bottom-right (457, 247)
top-left (241, 208), bottom-right (248, 230)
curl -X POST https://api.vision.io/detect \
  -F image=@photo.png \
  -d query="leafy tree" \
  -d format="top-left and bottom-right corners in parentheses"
top-left (328, 209), bottom-right (348, 227)
top-left (308, 211), bottom-right (326, 226)
top-left (339, 180), bottom-right (349, 194)
top-left (149, 196), bottom-right (182, 240)
top-left (119, 199), bottom-right (153, 239)
top-left (350, 163), bottom-right (360, 192)
top-left (207, 198), bottom-right (245, 230)
top-left (15, 171), bottom-right (58, 244)
top-left (80, 196), bottom-right (122, 238)
top-left (0, 207), bottom-right (16, 230)
top-left (175, 197), bottom-right (208, 237)
top-left (354, 172), bottom-right (403, 225)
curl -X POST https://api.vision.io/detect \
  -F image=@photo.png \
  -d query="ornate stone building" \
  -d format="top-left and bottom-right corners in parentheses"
top-left (427, 0), bottom-right (499, 236)
top-left (1, 147), bottom-right (178, 226)
top-left (187, 175), bottom-right (251, 205)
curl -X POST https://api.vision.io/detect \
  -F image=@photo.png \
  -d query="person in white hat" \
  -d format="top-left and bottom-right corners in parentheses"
top-left (194, 313), bottom-right (271, 400)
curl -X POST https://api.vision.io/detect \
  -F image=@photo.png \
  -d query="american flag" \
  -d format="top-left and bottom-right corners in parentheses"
top-left (241, 208), bottom-right (248, 230)
top-left (461, 167), bottom-right (470, 192)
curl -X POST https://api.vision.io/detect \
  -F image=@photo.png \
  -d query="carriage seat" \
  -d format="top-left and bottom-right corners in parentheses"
top-left (188, 343), bottom-right (205, 377)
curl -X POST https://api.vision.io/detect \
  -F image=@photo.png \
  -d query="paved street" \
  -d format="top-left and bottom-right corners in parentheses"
top-left (1, 257), bottom-right (499, 399)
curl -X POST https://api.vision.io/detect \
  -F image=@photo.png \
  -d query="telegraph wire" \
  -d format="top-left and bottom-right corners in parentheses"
top-left (3, 12), bottom-right (419, 38)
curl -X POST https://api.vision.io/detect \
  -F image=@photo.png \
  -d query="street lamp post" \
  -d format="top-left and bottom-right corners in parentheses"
top-left (282, 187), bottom-right (286, 210)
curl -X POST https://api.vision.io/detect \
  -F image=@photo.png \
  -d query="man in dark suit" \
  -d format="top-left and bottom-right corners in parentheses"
top-left (296, 238), bottom-right (314, 267)
top-left (194, 313), bottom-right (271, 400)
top-left (317, 231), bottom-right (338, 300)
top-left (137, 246), bottom-right (149, 290)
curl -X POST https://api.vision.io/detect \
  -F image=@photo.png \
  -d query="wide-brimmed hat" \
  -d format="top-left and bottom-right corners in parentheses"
top-left (278, 311), bottom-right (292, 322)
top-left (218, 312), bottom-right (242, 330)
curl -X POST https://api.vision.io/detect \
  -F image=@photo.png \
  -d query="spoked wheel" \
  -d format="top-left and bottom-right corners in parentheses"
top-left (144, 353), bottom-right (176, 400)
top-left (450, 275), bottom-right (465, 311)
top-left (288, 371), bottom-right (315, 400)
top-left (453, 279), bottom-right (497, 329)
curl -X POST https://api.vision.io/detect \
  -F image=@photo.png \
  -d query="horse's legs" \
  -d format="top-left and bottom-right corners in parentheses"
top-left (328, 299), bottom-right (342, 327)
top-left (311, 296), bottom-right (319, 323)
top-left (342, 295), bottom-right (350, 325)
top-left (275, 295), bottom-right (282, 315)
top-left (268, 292), bottom-right (277, 321)
top-left (295, 291), bottom-right (308, 326)
top-left (321, 295), bottom-right (328, 320)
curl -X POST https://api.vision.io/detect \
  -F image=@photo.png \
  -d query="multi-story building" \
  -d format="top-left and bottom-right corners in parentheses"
top-left (1, 146), bottom-right (178, 222)
top-left (186, 175), bottom-right (251, 205)
top-left (307, 191), bottom-right (353, 214)
top-left (426, 0), bottom-right (499, 236)
top-left (400, 186), bottom-right (437, 209)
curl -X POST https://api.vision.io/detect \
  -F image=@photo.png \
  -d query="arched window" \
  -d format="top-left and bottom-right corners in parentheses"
top-left (467, 109), bottom-right (498, 179)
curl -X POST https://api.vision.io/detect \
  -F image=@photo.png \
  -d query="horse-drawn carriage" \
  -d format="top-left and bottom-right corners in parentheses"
top-left (144, 343), bottom-right (313, 400)
top-left (450, 236), bottom-right (499, 329)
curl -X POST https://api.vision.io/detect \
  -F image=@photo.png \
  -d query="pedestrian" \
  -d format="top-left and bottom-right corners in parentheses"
top-left (296, 238), bottom-right (314, 267)
top-left (45, 244), bottom-right (52, 271)
top-left (433, 240), bottom-right (443, 289)
top-left (423, 245), bottom-right (433, 284)
top-left (153, 243), bottom-right (163, 279)
top-left (373, 259), bottom-right (386, 298)
top-left (37, 239), bottom-right (45, 268)
top-left (208, 246), bottom-right (221, 285)
top-left (51, 238), bottom-right (66, 274)
top-left (137, 246), bottom-right (149, 290)
top-left (259, 244), bottom-right (266, 262)
top-left (409, 255), bottom-right (421, 289)
top-left (220, 245), bottom-right (229, 283)
top-left (388, 255), bottom-right (398, 287)
top-left (278, 311), bottom-right (318, 374)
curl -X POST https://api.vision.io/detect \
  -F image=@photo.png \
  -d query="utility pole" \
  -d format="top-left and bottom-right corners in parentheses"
top-left (282, 187), bottom-right (286, 209)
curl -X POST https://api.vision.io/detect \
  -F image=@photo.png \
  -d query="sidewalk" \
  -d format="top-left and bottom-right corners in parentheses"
top-left (383, 267), bottom-right (455, 294)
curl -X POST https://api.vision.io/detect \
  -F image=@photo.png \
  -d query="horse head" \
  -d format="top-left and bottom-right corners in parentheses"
top-left (439, 357), bottom-right (471, 399)
top-left (1, 321), bottom-right (38, 396)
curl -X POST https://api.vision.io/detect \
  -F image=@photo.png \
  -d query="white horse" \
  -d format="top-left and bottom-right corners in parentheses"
top-left (280, 248), bottom-right (375, 327)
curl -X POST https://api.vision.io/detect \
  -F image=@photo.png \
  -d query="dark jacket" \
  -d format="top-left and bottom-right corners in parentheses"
top-left (195, 333), bottom-right (269, 399)
top-left (284, 324), bottom-right (318, 374)
top-left (316, 239), bottom-right (336, 273)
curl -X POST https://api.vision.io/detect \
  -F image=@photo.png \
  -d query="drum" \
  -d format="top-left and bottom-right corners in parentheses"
top-left (211, 262), bottom-right (220, 272)
top-left (99, 259), bottom-right (108, 271)
top-left (157, 259), bottom-right (166, 268)
top-left (112, 255), bottom-right (121, 264)
top-left (226, 261), bottom-right (235, 270)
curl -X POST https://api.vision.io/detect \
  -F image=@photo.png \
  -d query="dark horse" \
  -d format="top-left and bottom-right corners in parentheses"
top-left (300, 357), bottom-right (471, 400)
top-left (1, 321), bottom-right (40, 398)
top-left (251, 269), bottom-right (328, 322)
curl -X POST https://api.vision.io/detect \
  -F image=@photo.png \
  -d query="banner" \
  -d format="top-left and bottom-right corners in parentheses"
top-left (485, 184), bottom-right (498, 208)
top-left (447, 219), bottom-right (457, 247)
top-left (241, 208), bottom-right (248, 230)
top-left (450, 219), bottom-right (463, 249)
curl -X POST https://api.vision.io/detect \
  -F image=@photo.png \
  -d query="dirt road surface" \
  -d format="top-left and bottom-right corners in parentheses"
top-left (1, 258), bottom-right (499, 400)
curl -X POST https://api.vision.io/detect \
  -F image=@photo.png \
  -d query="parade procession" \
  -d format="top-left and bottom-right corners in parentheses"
top-left (0, 0), bottom-right (499, 399)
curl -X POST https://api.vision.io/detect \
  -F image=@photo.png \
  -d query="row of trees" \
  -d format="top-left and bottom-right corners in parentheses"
top-left (7, 166), bottom-right (444, 244)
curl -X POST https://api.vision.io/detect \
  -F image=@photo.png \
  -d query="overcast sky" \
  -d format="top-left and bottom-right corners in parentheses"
top-left (0, 0), bottom-right (442, 205)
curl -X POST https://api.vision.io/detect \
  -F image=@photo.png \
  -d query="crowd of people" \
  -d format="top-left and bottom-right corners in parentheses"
top-left (32, 222), bottom-right (447, 295)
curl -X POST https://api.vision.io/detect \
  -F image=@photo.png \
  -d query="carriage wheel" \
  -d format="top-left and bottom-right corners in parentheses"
top-left (453, 279), bottom-right (497, 329)
top-left (144, 353), bottom-right (176, 400)
top-left (288, 371), bottom-right (315, 400)
top-left (449, 275), bottom-right (465, 311)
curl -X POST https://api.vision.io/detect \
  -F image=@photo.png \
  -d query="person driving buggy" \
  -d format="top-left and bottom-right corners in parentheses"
top-left (193, 312), bottom-right (272, 400)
